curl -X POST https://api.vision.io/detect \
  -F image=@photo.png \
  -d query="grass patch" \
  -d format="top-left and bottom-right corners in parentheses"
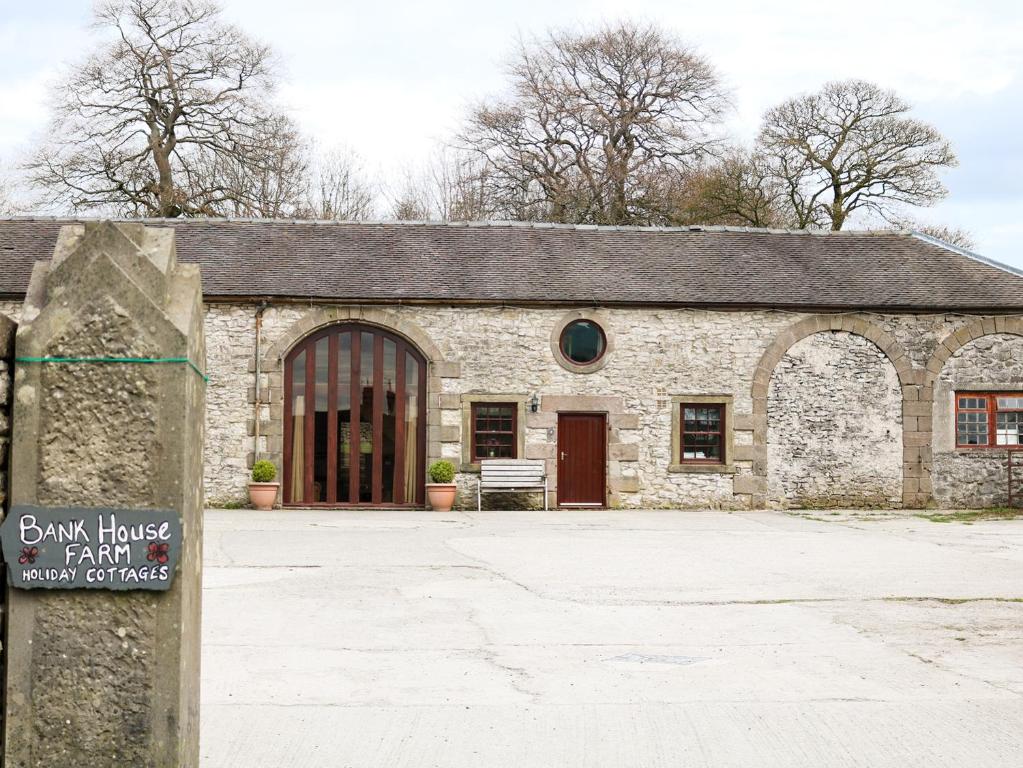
top-left (915, 508), bottom-right (1023, 524)
top-left (214, 498), bottom-right (248, 510)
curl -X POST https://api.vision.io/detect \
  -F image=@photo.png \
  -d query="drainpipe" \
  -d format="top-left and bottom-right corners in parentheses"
top-left (253, 300), bottom-right (270, 461)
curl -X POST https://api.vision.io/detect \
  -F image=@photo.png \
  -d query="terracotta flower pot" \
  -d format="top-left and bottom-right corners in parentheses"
top-left (426, 483), bottom-right (458, 512)
top-left (248, 482), bottom-right (280, 511)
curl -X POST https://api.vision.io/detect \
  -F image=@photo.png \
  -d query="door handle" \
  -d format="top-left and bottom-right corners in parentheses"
top-left (560, 452), bottom-right (567, 460)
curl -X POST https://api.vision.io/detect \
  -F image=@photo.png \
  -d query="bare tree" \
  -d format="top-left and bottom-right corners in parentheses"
top-left (459, 21), bottom-right (729, 225)
top-left (672, 150), bottom-right (790, 228)
top-left (27, 0), bottom-right (288, 217)
top-left (387, 148), bottom-right (496, 221)
top-left (903, 221), bottom-right (976, 250)
top-left (207, 113), bottom-right (310, 218)
top-left (0, 180), bottom-right (19, 216)
top-left (758, 79), bottom-right (957, 230)
top-left (0, 159), bottom-right (25, 215)
top-left (308, 147), bottom-right (376, 220)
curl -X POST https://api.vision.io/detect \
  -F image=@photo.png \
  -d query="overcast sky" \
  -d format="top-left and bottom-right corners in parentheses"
top-left (1, 0), bottom-right (1021, 269)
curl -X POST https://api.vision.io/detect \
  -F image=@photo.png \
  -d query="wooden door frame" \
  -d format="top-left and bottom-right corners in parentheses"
top-left (556, 411), bottom-right (608, 507)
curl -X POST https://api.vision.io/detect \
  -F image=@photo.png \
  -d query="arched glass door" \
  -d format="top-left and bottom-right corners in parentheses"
top-left (283, 324), bottom-right (426, 506)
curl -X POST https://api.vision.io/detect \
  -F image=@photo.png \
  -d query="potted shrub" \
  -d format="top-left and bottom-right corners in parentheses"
top-left (426, 459), bottom-right (457, 512)
top-left (248, 460), bottom-right (280, 510)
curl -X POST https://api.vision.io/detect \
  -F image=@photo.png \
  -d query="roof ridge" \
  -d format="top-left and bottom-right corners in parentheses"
top-left (0, 215), bottom-right (918, 238)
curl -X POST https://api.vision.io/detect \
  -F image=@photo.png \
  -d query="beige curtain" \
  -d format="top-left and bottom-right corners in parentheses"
top-left (290, 395), bottom-right (305, 504)
top-left (404, 394), bottom-right (418, 503)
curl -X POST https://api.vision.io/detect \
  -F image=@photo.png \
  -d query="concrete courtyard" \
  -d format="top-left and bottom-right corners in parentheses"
top-left (201, 509), bottom-right (1023, 767)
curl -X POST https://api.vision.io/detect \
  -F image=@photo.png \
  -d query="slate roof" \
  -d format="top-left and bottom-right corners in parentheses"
top-left (1, 217), bottom-right (1021, 311)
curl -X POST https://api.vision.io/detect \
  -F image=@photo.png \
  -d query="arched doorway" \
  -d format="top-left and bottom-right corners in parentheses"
top-left (283, 323), bottom-right (427, 506)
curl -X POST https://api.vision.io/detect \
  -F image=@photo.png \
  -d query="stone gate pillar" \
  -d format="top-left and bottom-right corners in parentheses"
top-left (1, 222), bottom-right (204, 767)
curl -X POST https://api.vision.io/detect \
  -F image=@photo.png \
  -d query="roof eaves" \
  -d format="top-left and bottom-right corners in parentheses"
top-left (910, 231), bottom-right (1023, 279)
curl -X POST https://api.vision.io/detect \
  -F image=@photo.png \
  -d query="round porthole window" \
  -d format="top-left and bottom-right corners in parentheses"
top-left (559, 320), bottom-right (606, 365)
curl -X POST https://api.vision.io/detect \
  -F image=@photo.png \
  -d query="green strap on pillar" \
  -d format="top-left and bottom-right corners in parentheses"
top-left (15, 356), bottom-right (209, 383)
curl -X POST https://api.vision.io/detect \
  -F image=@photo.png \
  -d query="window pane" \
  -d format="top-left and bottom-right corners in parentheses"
top-left (997, 396), bottom-right (1023, 410)
top-left (336, 333), bottom-right (351, 501)
top-left (382, 339), bottom-right (397, 502)
top-left (473, 403), bottom-right (516, 460)
top-left (996, 412), bottom-right (1022, 446)
top-left (289, 350), bottom-right (306, 504)
top-left (359, 332), bottom-right (374, 503)
top-left (681, 404), bottom-right (723, 462)
top-left (560, 320), bottom-right (606, 364)
top-left (683, 434), bottom-right (721, 460)
top-left (313, 337), bottom-right (329, 502)
top-left (957, 420), bottom-right (988, 444)
top-left (404, 354), bottom-right (420, 504)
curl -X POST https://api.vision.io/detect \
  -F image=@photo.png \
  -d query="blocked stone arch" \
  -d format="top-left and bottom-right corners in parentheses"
top-left (925, 316), bottom-right (1023, 507)
top-left (924, 316), bottom-right (1023, 386)
top-left (748, 314), bottom-right (926, 508)
top-left (258, 306), bottom-right (461, 503)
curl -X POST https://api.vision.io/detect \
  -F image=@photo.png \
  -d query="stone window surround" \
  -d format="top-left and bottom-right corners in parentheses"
top-left (669, 395), bottom-right (736, 474)
top-left (460, 394), bottom-right (529, 472)
top-left (550, 309), bottom-right (615, 374)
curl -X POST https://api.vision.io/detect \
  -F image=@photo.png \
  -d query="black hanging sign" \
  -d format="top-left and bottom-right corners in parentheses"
top-left (0, 505), bottom-right (182, 591)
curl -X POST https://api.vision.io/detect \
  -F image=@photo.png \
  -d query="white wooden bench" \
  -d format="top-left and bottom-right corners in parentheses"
top-left (477, 459), bottom-right (548, 510)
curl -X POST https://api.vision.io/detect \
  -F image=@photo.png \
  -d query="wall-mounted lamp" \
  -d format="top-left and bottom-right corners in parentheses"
top-left (530, 393), bottom-right (540, 413)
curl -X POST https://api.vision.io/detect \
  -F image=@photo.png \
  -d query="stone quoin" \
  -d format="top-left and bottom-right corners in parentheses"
top-left (1, 218), bottom-right (1022, 511)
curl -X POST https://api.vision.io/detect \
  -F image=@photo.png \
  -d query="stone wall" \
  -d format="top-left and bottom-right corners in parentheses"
top-left (199, 302), bottom-right (1022, 509)
top-left (933, 332), bottom-right (1023, 507)
top-left (5, 292), bottom-right (1015, 509)
top-left (767, 331), bottom-right (903, 507)
top-left (204, 304), bottom-right (258, 503)
top-left (213, 303), bottom-right (803, 508)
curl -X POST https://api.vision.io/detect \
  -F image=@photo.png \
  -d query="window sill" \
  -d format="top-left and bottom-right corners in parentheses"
top-left (668, 463), bottom-right (736, 474)
top-left (460, 463), bottom-right (481, 474)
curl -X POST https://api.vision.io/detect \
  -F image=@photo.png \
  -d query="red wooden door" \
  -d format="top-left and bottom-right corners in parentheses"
top-left (557, 413), bottom-right (607, 506)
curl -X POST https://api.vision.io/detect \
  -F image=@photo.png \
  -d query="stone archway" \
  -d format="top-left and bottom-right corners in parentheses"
top-left (281, 322), bottom-right (428, 507)
top-left (924, 317), bottom-right (1023, 386)
top-left (259, 307), bottom-right (461, 507)
top-left (926, 317), bottom-right (1023, 507)
top-left (749, 314), bottom-right (923, 508)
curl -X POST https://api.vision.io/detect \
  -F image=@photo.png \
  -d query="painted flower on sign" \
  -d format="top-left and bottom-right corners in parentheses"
top-left (147, 541), bottom-right (170, 565)
top-left (19, 546), bottom-right (39, 565)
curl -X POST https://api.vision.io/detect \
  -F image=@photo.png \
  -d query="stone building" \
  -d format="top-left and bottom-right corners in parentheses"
top-left (1, 218), bottom-right (1022, 510)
